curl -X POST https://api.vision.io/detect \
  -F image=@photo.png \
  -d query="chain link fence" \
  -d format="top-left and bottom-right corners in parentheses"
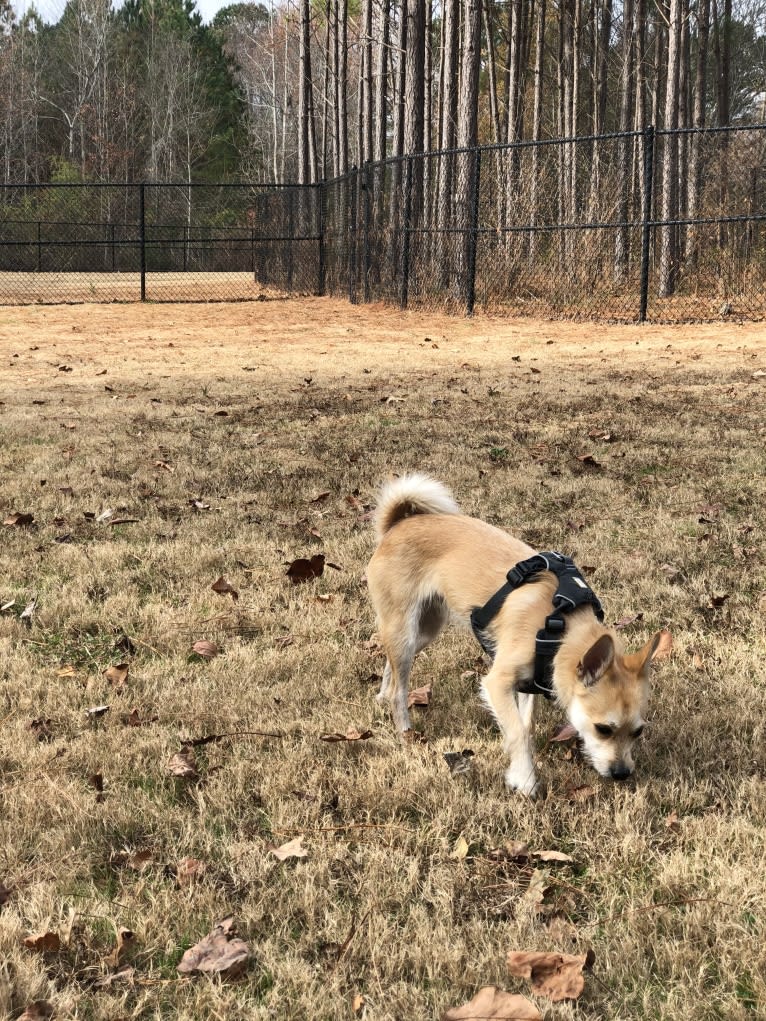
top-left (0, 182), bottom-right (322, 303)
top-left (1, 125), bottom-right (765, 320)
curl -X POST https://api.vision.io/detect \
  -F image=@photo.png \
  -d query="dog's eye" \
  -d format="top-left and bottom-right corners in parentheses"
top-left (594, 723), bottom-right (614, 738)
top-left (631, 725), bottom-right (645, 739)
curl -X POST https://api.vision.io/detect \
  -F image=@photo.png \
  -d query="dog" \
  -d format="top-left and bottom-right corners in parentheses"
top-left (366, 474), bottom-right (663, 796)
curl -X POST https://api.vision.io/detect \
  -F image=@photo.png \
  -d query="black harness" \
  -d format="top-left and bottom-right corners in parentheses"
top-left (470, 551), bottom-right (604, 700)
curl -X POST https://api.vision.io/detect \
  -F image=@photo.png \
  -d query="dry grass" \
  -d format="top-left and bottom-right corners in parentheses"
top-left (0, 299), bottom-right (765, 1020)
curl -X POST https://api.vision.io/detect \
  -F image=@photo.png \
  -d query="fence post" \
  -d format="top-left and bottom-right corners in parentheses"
top-left (111, 223), bottom-right (116, 271)
top-left (287, 187), bottom-right (295, 292)
top-left (466, 147), bottom-right (481, 316)
top-left (317, 180), bottom-right (326, 297)
top-left (139, 182), bottom-right (146, 301)
top-left (400, 157), bottom-right (413, 310)
top-left (348, 167), bottom-right (358, 304)
top-left (37, 221), bottom-right (42, 273)
top-left (363, 161), bottom-right (372, 303)
top-left (639, 124), bottom-right (655, 323)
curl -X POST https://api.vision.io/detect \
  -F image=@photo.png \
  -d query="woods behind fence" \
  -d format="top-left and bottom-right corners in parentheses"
top-left (1, 124), bottom-right (764, 321)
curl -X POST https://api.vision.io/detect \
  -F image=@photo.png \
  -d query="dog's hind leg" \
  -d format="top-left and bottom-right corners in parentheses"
top-left (378, 596), bottom-right (447, 734)
top-left (480, 660), bottom-right (538, 797)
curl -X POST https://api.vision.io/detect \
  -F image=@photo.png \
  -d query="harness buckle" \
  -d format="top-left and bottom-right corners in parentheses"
top-left (544, 615), bottom-right (566, 634)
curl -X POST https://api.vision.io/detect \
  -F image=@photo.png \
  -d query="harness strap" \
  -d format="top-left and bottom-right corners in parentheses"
top-left (470, 552), bottom-right (604, 700)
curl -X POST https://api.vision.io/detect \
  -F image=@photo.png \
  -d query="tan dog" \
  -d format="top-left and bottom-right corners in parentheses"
top-left (367, 474), bottom-right (663, 796)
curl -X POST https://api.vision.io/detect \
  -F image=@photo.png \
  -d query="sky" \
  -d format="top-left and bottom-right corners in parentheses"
top-left (13, 0), bottom-right (230, 25)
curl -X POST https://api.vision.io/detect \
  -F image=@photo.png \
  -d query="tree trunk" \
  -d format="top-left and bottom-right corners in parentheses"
top-left (613, 0), bottom-right (635, 281)
top-left (658, 0), bottom-right (682, 297)
top-left (456, 0), bottom-right (481, 299)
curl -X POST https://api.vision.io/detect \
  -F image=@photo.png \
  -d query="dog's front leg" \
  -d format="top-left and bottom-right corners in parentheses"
top-left (481, 666), bottom-right (538, 797)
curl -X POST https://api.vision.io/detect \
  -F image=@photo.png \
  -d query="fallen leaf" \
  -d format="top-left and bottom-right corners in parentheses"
top-left (89, 773), bottom-right (104, 801)
top-left (613, 612), bottom-right (643, 630)
top-left (107, 517), bottom-right (139, 527)
top-left (535, 850), bottom-right (574, 864)
top-left (104, 663), bottom-right (129, 689)
top-left (709, 593), bottom-right (730, 608)
top-left (96, 508), bottom-right (114, 523)
top-left (30, 718), bottom-right (54, 742)
top-left (522, 870), bottom-right (550, 911)
top-left (0, 600), bottom-right (15, 612)
top-left (506, 949), bottom-right (595, 1002)
top-left (23, 931), bottom-right (61, 953)
top-left (286, 554), bottom-right (326, 584)
top-left (0, 882), bottom-right (11, 908)
top-left (351, 993), bottom-right (366, 1014)
top-left (442, 985), bottom-right (542, 1020)
top-left (550, 723), bottom-right (578, 742)
top-left (485, 840), bottom-right (530, 863)
top-left (177, 857), bottom-right (207, 887)
top-left (320, 727), bottom-right (373, 743)
top-left (752, 369), bottom-right (766, 379)
top-left (211, 576), bottom-right (239, 601)
top-left (192, 640), bottom-right (219, 660)
top-left (106, 927), bottom-right (135, 968)
top-left (189, 499), bottom-right (210, 511)
top-left (690, 650), bottom-right (704, 671)
top-left (20, 598), bottom-right (37, 624)
top-left (309, 491), bottom-right (331, 504)
top-left (271, 836), bottom-right (308, 861)
top-left (402, 729), bottom-right (428, 744)
top-left (18, 1003), bottom-right (54, 1021)
top-left (85, 705), bottom-right (110, 719)
top-left (177, 916), bottom-right (251, 977)
top-left (665, 811), bottom-right (681, 832)
top-left (168, 746), bottom-right (199, 779)
top-left (450, 835), bottom-right (470, 861)
top-left (566, 784), bottom-right (597, 802)
top-left (120, 708), bottom-right (158, 727)
top-left (3, 512), bottom-right (34, 527)
top-left (444, 749), bottom-right (475, 776)
top-left (653, 629), bottom-right (673, 661)
top-left (56, 664), bottom-right (77, 678)
top-left (407, 683), bottom-right (432, 708)
top-left (576, 453), bottom-right (602, 468)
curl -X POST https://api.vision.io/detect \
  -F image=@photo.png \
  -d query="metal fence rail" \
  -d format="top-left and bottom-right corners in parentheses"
top-left (1, 125), bottom-right (764, 321)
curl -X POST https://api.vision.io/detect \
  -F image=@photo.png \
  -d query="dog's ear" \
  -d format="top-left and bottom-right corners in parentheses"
top-left (624, 630), bottom-right (666, 678)
top-left (577, 634), bottom-right (615, 687)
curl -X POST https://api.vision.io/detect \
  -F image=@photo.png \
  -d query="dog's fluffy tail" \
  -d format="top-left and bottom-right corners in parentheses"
top-left (374, 474), bottom-right (460, 541)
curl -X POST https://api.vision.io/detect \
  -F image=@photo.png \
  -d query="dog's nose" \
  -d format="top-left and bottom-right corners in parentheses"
top-left (610, 763), bottom-right (632, 781)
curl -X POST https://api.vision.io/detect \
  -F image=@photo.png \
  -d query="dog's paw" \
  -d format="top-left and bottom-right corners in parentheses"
top-left (505, 765), bottom-right (539, 798)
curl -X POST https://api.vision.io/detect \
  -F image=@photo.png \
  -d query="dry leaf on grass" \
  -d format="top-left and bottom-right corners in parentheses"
top-left (176, 916), bottom-right (251, 978)
top-left (104, 663), bottom-right (129, 689)
top-left (576, 453), bottom-right (602, 468)
top-left (442, 985), bottom-right (542, 1020)
top-left (320, 727), bottom-right (373, 742)
top-left (106, 927), bottom-right (135, 968)
top-left (177, 857), bottom-right (207, 886)
top-left (351, 993), bottom-right (366, 1014)
top-left (450, 835), bottom-right (470, 861)
top-left (444, 749), bottom-right (475, 776)
top-left (30, 717), bottom-right (54, 742)
top-left (191, 639), bottom-right (219, 660)
top-left (271, 836), bottom-right (308, 861)
top-left (85, 705), bottom-right (110, 719)
top-left (407, 683), bottom-right (432, 708)
top-left (23, 931), bottom-right (61, 952)
top-left (4, 512), bottom-right (34, 527)
top-left (0, 882), bottom-right (11, 908)
top-left (18, 1003), bottom-right (54, 1021)
top-left (614, 612), bottom-right (643, 629)
top-left (665, 811), bottom-right (681, 832)
top-left (550, 723), bottom-right (578, 742)
top-left (168, 746), bottom-right (199, 779)
top-left (535, 850), bottom-right (574, 864)
top-left (566, 784), bottom-right (597, 803)
top-left (507, 949), bottom-right (595, 1002)
top-left (286, 553), bottom-right (326, 583)
top-left (211, 576), bottom-right (239, 601)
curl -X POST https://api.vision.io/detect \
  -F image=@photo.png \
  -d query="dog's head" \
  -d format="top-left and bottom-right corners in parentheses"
top-left (566, 632), bottom-right (664, 781)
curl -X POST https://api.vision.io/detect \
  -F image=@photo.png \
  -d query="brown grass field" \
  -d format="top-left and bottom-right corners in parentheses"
top-left (0, 298), bottom-right (764, 1020)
